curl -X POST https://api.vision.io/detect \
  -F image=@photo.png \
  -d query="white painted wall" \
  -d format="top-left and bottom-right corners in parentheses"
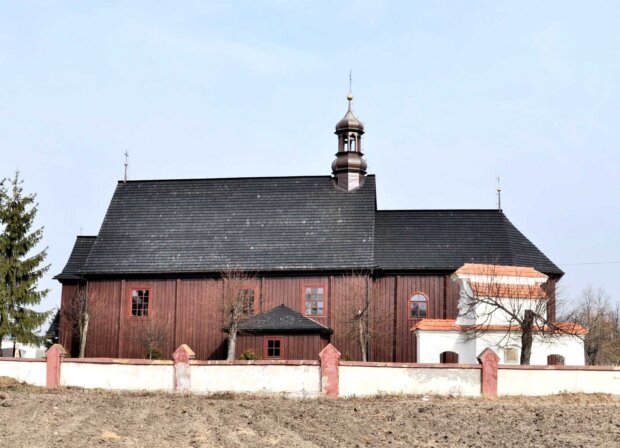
top-left (498, 368), bottom-right (620, 396)
top-left (339, 366), bottom-right (481, 397)
top-left (416, 329), bottom-right (585, 365)
top-left (191, 364), bottom-right (321, 398)
top-left (2, 358), bottom-right (620, 397)
top-left (456, 287), bottom-right (548, 326)
top-left (0, 360), bottom-right (46, 386)
top-left (1, 341), bottom-right (46, 358)
top-left (453, 270), bottom-right (549, 327)
top-left (61, 362), bottom-right (175, 391)
top-left (416, 330), bottom-right (477, 363)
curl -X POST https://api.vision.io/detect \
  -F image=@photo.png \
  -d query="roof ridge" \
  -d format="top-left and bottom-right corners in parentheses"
top-left (377, 209), bottom-right (503, 213)
top-left (117, 174), bottom-right (377, 184)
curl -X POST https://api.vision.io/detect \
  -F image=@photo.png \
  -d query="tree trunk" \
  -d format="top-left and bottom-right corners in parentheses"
top-left (227, 322), bottom-right (238, 361)
top-left (358, 318), bottom-right (368, 362)
top-left (520, 310), bottom-right (534, 365)
top-left (12, 339), bottom-right (16, 357)
top-left (79, 312), bottom-right (89, 358)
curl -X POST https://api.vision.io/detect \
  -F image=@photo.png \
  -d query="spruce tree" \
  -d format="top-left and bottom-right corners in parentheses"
top-left (0, 172), bottom-right (50, 355)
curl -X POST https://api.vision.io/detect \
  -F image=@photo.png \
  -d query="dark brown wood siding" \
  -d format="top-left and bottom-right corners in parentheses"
top-left (85, 280), bottom-right (122, 358)
top-left (236, 334), bottom-right (328, 360)
top-left (261, 276), bottom-right (329, 322)
top-left (174, 278), bottom-right (227, 360)
top-left (59, 273), bottom-right (464, 361)
top-left (370, 276), bottom-right (396, 362)
top-left (393, 275), bottom-right (459, 362)
top-left (59, 282), bottom-right (78, 356)
top-left (117, 279), bottom-right (177, 358)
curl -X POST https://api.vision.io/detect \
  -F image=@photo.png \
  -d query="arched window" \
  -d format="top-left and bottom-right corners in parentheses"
top-left (440, 351), bottom-right (459, 363)
top-left (547, 354), bottom-right (565, 365)
top-left (348, 133), bottom-right (357, 152)
top-left (410, 293), bottom-right (428, 319)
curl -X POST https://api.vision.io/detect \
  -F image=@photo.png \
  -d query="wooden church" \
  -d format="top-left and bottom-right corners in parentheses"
top-left (55, 94), bottom-right (562, 362)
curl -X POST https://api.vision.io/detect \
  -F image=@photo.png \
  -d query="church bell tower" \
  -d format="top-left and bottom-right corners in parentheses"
top-left (332, 93), bottom-right (367, 190)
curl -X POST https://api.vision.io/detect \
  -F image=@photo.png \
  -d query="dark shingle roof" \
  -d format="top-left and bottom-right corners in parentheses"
top-left (56, 176), bottom-right (563, 278)
top-left (54, 236), bottom-right (96, 280)
top-left (374, 210), bottom-right (562, 275)
top-left (232, 304), bottom-right (333, 335)
top-left (80, 176), bottom-right (376, 274)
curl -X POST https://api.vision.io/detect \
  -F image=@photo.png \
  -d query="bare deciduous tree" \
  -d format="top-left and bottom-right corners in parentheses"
top-left (221, 269), bottom-right (255, 361)
top-left (336, 273), bottom-right (389, 362)
top-left (457, 264), bottom-right (583, 365)
top-left (139, 320), bottom-right (169, 360)
top-left (61, 281), bottom-right (104, 358)
top-left (563, 286), bottom-right (620, 366)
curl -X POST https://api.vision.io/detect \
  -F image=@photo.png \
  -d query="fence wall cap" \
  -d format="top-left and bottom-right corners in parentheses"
top-left (477, 347), bottom-right (499, 364)
top-left (45, 344), bottom-right (66, 358)
top-left (319, 343), bottom-right (341, 359)
top-left (173, 344), bottom-right (195, 362)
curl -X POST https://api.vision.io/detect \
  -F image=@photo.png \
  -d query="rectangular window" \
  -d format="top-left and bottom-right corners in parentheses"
top-left (504, 347), bottom-right (519, 364)
top-left (238, 288), bottom-right (255, 316)
top-left (131, 289), bottom-right (149, 317)
top-left (265, 338), bottom-right (283, 359)
top-left (304, 286), bottom-right (325, 316)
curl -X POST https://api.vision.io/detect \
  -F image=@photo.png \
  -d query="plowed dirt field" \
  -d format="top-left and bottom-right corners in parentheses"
top-left (0, 378), bottom-right (618, 447)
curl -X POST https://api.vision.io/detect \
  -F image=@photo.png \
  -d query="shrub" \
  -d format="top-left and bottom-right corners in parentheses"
top-left (239, 350), bottom-right (260, 360)
top-left (145, 348), bottom-right (163, 360)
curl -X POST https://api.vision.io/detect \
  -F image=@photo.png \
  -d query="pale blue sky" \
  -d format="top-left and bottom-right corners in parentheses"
top-left (1, 1), bottom-right (618, 315)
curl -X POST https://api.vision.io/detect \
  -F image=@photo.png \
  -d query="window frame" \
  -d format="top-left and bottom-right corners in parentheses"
top-left (547, 354), bottom-right (565, 366)
top-left (263, 336), bottom-right (285, 360)
top-left (129, 287), bottom-right (152, 319)
top-left (237, 285), bottom-right (258, 317)
top-left (301, 283), bottom-right (328, 318)
top-left (504, 347), bottom-right (519, 364)
top-left (408, 291), bottom-right (429, 320)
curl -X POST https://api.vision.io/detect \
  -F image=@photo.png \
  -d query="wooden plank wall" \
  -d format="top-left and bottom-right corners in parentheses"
top-left (370, 276), bottom-right (396, 362)
top-left (58, 283), bottom-right (78, 356)
top-left (85, 280), bottom-right (121, 358)
top-left (393, 275), bottom-right (459, 363)
top-left (261, 276), bottom-right (328, 324)
top-left (175, 279), bottom-right (227, 360)
top-left (235, 334), bottom-right (328, 360)
top-left (60, 274), bottom-right (462, 362)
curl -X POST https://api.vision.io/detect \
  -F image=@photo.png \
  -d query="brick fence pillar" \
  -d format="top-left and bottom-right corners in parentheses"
top-left (46, 344), bottom-right (66, 389)
top-left (477, 347), bottom-right (499, 397)
top-left (173, 344), bottom-right (195, 393)
top-left (319, 344), bottom-right (341, 399)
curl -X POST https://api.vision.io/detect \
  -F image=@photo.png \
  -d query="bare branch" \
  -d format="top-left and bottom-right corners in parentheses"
top-left (61, 281), bottom-right (105, 358)
top-left (220, 268), bottom-right (255, 361)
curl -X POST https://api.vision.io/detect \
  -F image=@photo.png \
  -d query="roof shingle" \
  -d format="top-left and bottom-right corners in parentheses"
top-left (55, 177), bottom-right (562, 278)
top-left (231, 304), bottom-right (333, 335)
top-left (81, 176), bottom-right (376, 274)
top-left (374, 210), bottom-right (562, 275)
top-left (54, 236), bottom-right (96, 280)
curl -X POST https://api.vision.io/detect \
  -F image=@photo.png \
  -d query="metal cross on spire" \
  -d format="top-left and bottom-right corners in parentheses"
top-left (347, 70), bottom-right (353, 109)
top-left (496, 176), bottom-right (502, 211)
top-left (349, 69), bottom-right (352, 95)
top-left (124, 151), bottom-right (129, 183)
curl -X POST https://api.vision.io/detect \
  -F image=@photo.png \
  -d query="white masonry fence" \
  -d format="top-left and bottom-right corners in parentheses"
top-left (0, 344), bottom-right (618, 397)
